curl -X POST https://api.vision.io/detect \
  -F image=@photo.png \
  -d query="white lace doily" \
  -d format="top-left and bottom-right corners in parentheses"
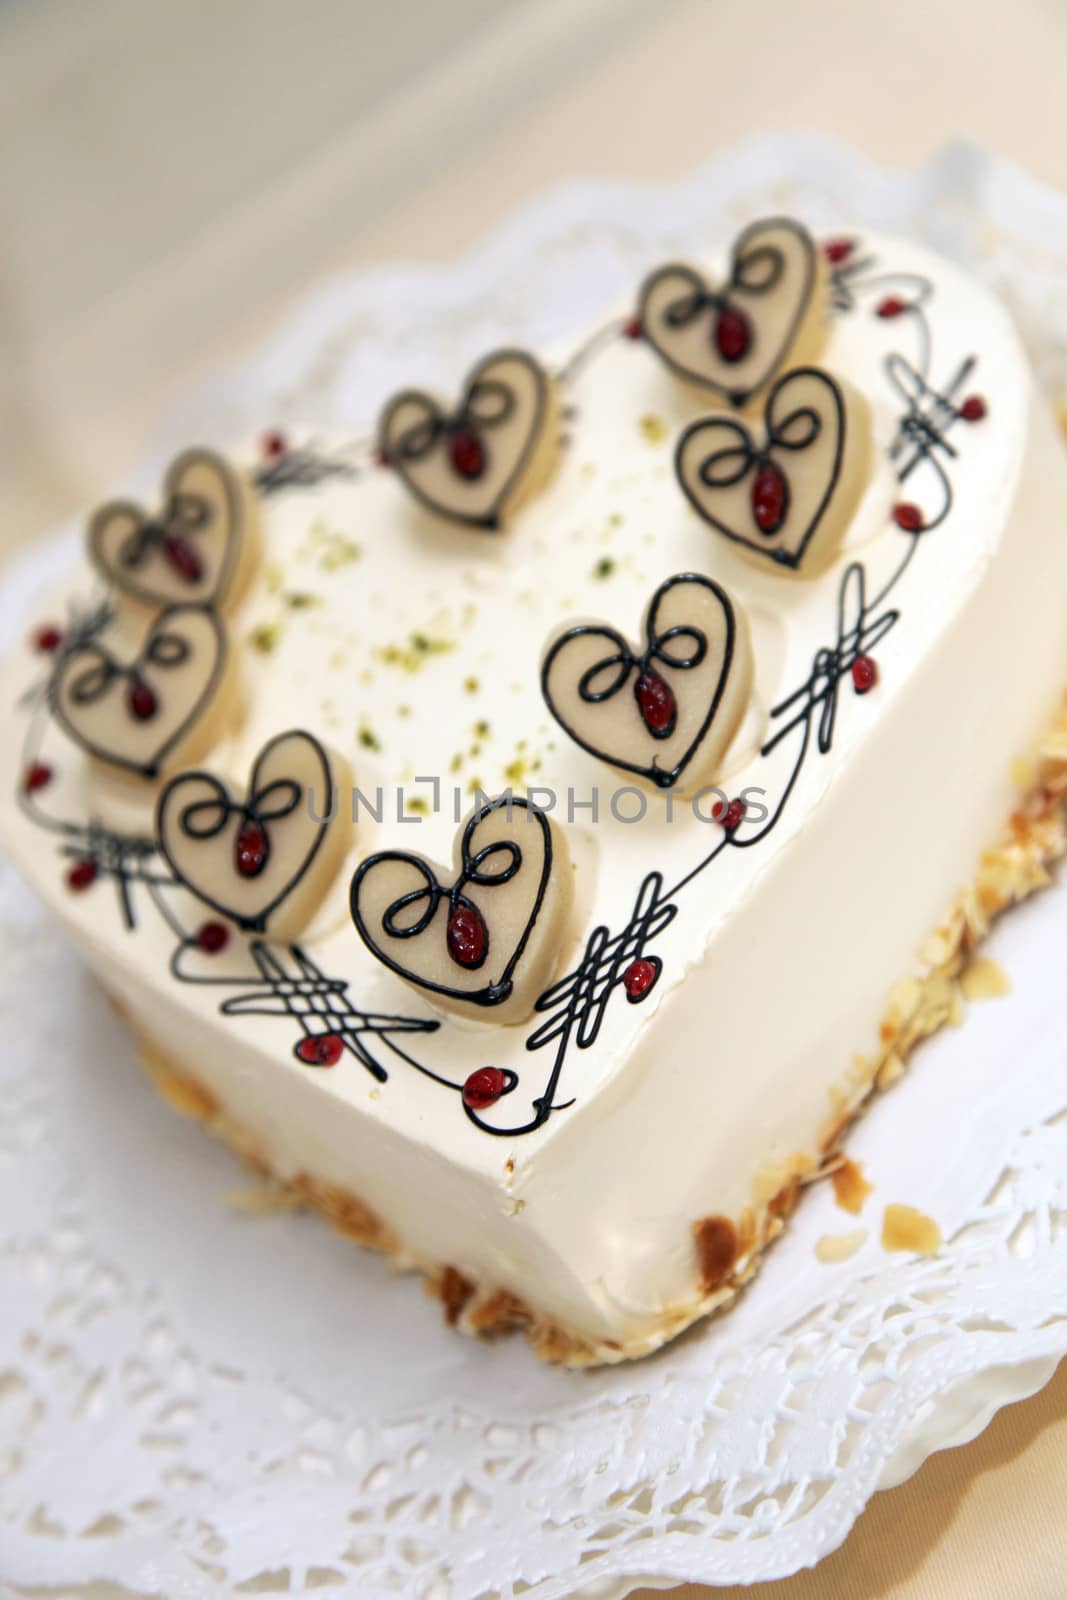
top-left (2, 135), bottom-right (1067, 1598)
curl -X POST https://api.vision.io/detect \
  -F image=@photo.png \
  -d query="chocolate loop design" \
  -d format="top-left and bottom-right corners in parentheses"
top-left (52, 604), bottom-right (226, 780)
top-left (378, 349), bottom-right (552, 530)
top-left (638, 217), bottom-right (821, 407)
top-left (117, 492), bottom-right (211, 575)
top-left (157, 731), bottom-right (345, 934)
top-left (542, 573), bottom-right (747, 788)
top-left (351, 796), bottom-right (557, 1012)
top-left (88, 448), bottom-right (257, 610)
top-left (676, 366), bottom-right (867, 574)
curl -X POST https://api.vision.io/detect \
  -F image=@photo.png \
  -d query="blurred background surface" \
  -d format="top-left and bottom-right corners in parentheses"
top-left (1, 4), bottom-right (1065, 1597)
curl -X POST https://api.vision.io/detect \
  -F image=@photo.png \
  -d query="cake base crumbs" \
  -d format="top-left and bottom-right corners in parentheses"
top-left (815, 1229), bottom-right (867, 1264)
top-left (831, 1157), bottom-right (873, 1216)
top-left (960, 956), bottom-right (1011, 1000)
top-left (882, 1204), bottom-right (942, 1255)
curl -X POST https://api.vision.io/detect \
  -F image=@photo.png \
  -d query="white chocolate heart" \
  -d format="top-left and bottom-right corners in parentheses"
top-left (350, 796), bottom-right (572, 1025)
top-left (542, 574), bottom-right (754, 793)
top-left (52, 603), bottom-right (236, 783)
top-left (88, 447), bottom-right (260, 611)
top-left (156, 730), bottom-right (353, 941)
top-left (638, 218), bottom-right (829, 410)
top-left (379, 349), bottom-right (559, 530)
top-left (675, 367), bottom-right (873, 577)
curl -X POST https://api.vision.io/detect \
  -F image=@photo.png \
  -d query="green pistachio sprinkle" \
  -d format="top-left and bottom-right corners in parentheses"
top-left (249, 621), bottom-right (282, 655)
top-left (593, 556), bottom-right (616, 579)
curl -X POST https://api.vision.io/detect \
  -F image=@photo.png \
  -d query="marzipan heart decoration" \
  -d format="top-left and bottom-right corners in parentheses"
top-left (88, 447), bottom-right (260, 611)
top-left (378, 349), bottom-right (560, 531)
top-left (157, 730), bottom-right (353, 941)
top-left (350, 796), bottom-right (573, 1025)
top-left (52, 603), bottom-right (236, 782)
top-left (675, 366), bottom-right (873, 577)
top-left (638, 217), bottom-right (829, 410)
top-left (541, 573), bottom-right (753, 792)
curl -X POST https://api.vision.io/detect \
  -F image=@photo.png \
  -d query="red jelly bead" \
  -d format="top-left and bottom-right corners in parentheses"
top-left (623, 958), bottom-right (658, 1001)
top-left (824, 237), bottom-right (853, 264)
top-left (297, 1033), bottom-right (344, 1067)
top-left (196, 920), bottom-right (230, 954)
top-left (714, 304), bottom-right (751, 363)
top-left (959, 394), bottom-right (987, 423)
top-left (67, 859), bottom-right (97, 892)
top-left (635, 669), bottom-right (676, 734)
top-left (893, 502), bottom-right (924, 532)
top-left (24, 761), bottom-right (53, 793)
top-left (751, 460), bottom-right (789, 534)
top-left (852, 654), bottom-right (878, 694)
top-left (462, 1066), bottom-right (507, 1111)
top-left (623, 316), bottom-right (643, 340)
top-left (235, 820), bottom-right (268, 878)
top-left (33, 623), bottom-right (63, 654)
top-left (877, 296), bottom-right (908, 319)
top-left (712, 797), bottom-right (745, 833)
top-left (262, 430), bottom-right (287, 459)
top-left (163, 534), bottom-right (203, 583)
top-left (127, 678), bottom-right (158, 721)
top-left (448, 428), bottom-right (485, 480)
top-left (447, 904), bottom-right (487, 968)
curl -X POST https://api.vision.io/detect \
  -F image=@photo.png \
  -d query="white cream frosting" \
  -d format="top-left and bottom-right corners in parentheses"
top-left (4, 230), bottom-right (1067, 1355)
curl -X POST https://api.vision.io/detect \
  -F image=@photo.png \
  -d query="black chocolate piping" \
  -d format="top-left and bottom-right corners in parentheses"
top-left (675, 365), bottom-right (848, 571)
top-left (88, 448), bottom-right (243, 609)
top-left (541, 572), bottom-right (734, 789)
top-left (155, 729), bottom-right (336, 934)
top-left (51, 602), bottom-right (228, 781)
top-left (378, 348), bottom-right (548, 531)
top-left (349, 795), bottom-right (553, 1009)
top-left (637, 216), bottom-right (818, 408)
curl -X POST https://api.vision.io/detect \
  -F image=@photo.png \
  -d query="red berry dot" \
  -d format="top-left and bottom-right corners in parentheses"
top-left (32, 623), bottom-right (63, 654)
top-left (67, 859), bottom-right (97, 892)
top-left (448, 428), bottom-right (485, 481)
top-left (195, 920), bottom-right (230, 954)
top-left (447, 904), bottom-right (487, 968)
top-left (235, 820), bottom-right (268, 878)
top-left (374, 445), bottom-right (391, 468)
top-left (163, 533), bottom-right (203, 584)
top-left (297, 1033), bottom-right (344, 1068)
top-left (623, 958), bottom-right (658, 1002)
top-left (751, 460), bottom-right (790, 535)
top-left (262, 430), bottom-right (287, 459)
top-left (127, 678), bottom-right (158, 721)
top-left (462, 1066), bottom-right (507, 1111)
top-left (824, 237), bottom-right (853, 265)
top-left (852, 654), bottom-right (878, 694)
top-left (893, 502), bottom-right (924, 532)
top-left (24, 761), bottom-right (53, 793)
top-left (877, 296), bottom-right (908, 319)
top-left (635, 668), bottom-right (676, 734)
top-left (959, 394), bottom-right (987, 423)
top-left (714, 304), bottom-right (751, 363)
top-left (713, 797), bottom-right (746, 833)
top-left (623, 316), bottom-right (643, 341)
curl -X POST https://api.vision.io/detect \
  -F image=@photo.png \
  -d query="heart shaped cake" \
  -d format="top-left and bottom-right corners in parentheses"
top-left (4, 221), bottom-right (1067, 1366)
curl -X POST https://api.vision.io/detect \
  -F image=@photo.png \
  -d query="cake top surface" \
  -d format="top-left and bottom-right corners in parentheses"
top-left (0, 225), bottom-right (1030, 1180)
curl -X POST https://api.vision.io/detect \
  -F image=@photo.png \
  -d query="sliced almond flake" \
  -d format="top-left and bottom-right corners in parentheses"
top-left (961, 956), bottom-right (1012, 1000)
top-left (815, 1229), bottom-right (867, 1264)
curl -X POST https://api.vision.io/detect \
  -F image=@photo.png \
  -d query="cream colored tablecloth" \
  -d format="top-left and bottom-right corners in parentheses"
top-left (1, 3), bottom-right (1065, 1595)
